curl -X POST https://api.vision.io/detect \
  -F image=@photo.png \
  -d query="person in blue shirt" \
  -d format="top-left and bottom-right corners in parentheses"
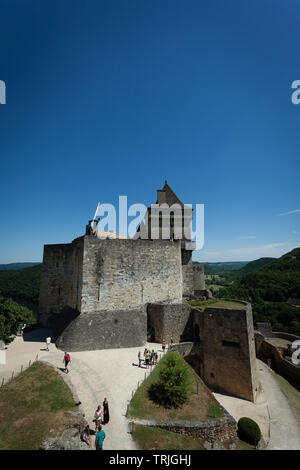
top-left (95, 424), bottom-right (106, 450)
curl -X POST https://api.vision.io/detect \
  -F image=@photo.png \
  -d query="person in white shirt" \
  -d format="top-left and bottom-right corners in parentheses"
top-left (46, 337), bottom-right (51, 351)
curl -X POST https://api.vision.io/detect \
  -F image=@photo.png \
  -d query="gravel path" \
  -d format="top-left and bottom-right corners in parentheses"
top-left (257, 359), bottom-right (300, 450)
top-left (39, 342), bottom-right (160, 450)
top-left (1, 329), bottom-right (160, 450)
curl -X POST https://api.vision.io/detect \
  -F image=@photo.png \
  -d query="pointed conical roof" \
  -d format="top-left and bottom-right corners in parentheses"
top-left (157, 180), bottom-right (184, 207)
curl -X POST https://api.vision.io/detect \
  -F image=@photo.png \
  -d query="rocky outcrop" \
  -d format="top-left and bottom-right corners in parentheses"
top-left (40, 427), bottom-right (88, 450)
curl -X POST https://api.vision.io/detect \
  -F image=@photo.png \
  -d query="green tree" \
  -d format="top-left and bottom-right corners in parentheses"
top-left (148, 352), bottom-right (191, 408)
top-left (0, 296), bottom-right (35, 343)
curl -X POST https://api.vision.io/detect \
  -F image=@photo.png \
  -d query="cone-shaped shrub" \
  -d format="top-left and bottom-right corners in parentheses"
top-left (148, 352), bottom-right (191, 408)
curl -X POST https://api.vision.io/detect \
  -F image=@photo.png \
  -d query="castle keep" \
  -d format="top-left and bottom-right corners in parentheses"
top-left (39, 182), bottom-right (259, 402)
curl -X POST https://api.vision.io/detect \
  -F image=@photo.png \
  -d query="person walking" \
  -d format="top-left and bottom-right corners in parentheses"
top-left (95, 424), bottom-right (106, 450)
top-left (94, 405), bottom-right (103, 431)
top-left (103, 398), bottom-right (109, 424)
top-left (46, 336), bottom-right (51, 351)
top-left (162, 339), bottom-right (166, 353)
top-left (138, 351), bottom-right (142, 367)
top-left (63, 352), bottom-right (71, 373)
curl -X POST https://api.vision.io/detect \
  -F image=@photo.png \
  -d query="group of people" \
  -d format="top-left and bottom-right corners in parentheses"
top-left (81, 398), bottom-right (110, 450)
top-left (137, 338), bottom-right (173, 369)
top-left (138, 348), bottom-right (158, 368)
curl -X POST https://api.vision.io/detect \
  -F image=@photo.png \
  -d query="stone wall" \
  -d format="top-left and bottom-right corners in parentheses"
top-left (39, 235), bottom-right (183, 350)
top-left (167, 303), bottom-right (259, 403)
top-left (147, 302), bottom-right (191, 343)
top-left (169, 341), bottom-right (194, 358)
top-left (81, 237), bottom-right (183, 312)
top-left (182, 263), bottom-right (194, 297)
top-left (255, 331), bottom-right (300, 391)
top-left (39, 237), bottom-right (84, 327)
top-left (56, 306), bottom-right (147, 351)
top-left (170, 341), bottom-right (204, 378)
top-left (130, 414), bottom-right (237, 443)
top-left (193, 264), bottom-right (205, 294)
top-left (202, 301), bottom-right (259, 402)
top-left (256, 322), bottom-right (274, 338)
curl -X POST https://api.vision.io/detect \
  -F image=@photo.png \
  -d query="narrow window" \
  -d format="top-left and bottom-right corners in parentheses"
top-left (222, 340), bottom-right (240, 349)
top-left (98, 284), bottom-right (100, 301)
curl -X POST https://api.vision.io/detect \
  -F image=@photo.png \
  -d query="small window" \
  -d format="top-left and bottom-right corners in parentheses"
top-left (222, 340), bottom-right (240, 349)
top-left (210, 373), bottom-right (215, 378)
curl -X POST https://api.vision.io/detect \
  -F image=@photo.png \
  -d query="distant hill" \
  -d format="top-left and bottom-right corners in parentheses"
top-left (218, 247), bottom-right (300, 335)
top-left (237, 257), bottom-right (276, 275)
top-left (0, 262), bottom-right (41, 271)
top-left (201, 261), bottom-right (248, 274)
top-left (0, 264), bottom-right (42, 309)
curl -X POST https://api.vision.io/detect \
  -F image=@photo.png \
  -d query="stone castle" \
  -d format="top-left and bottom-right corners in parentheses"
top-left (39, 182), bottom-right (259, 402)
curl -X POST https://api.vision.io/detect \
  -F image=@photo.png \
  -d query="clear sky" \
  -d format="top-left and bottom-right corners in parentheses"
top-left (0, 0), bottom-right (299, 263)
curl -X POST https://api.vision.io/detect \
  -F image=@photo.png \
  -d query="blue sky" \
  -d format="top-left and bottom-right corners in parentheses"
top-left (0, 0), bottom-right (300, 263)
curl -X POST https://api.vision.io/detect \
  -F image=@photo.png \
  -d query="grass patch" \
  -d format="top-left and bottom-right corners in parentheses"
top-left (208, 300), bottom-right (246, 309)
top-left (187, 299), bottom-right (217, 308)
top-left (270, 369), bottom-right (300, 426)
top-left (0, 361), bottom-right (78, 450)
top-left (127, 351), bottom-right (223, 421)
top-left (208, 401), bottom-right (223, 418)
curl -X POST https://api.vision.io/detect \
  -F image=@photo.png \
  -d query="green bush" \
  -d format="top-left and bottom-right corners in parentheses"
top-left (148, 352), bottom-right (191, 408)
top-left (0, 296), bottom-right (35, 343)
top-left (237, 417), bottom-right (261, 446)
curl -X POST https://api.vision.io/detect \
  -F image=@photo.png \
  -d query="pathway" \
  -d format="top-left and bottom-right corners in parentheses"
top-left (39, 342), bottom-right (159, 450)
top-left (0, 328), bottom-right (53, 384)
top-left (257, 359), bottom-right (300, 450)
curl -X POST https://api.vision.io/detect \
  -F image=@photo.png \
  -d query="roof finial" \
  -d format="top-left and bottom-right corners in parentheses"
top-left (165, 179), bottom-right (167, 184)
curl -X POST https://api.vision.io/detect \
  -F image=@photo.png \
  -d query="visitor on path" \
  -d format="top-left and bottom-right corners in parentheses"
top-left (143, 348), bottom-right (147, 358)
top-left (145, 350), bottom-right (150, 369)
top-left (150, 350), bottom-right (154, 364)
top-left (94, 405), bottom-right (103, 431)
top-left (154, 352), bottom-right (158, 365)
top-left (103, 398), bottom-right (109, 424)
top-left (82, 425), bottom-right (91, 449)
top-left (95, 424), bottom-right (106, 450)
top-left (63, 352), bottom-right (71, 373)
top-left (138, 351), bottom-right (142, 367)
top-left (46, 337), bottom-right (51, 351)
top-left (162, 339), bottom-right (166, 352)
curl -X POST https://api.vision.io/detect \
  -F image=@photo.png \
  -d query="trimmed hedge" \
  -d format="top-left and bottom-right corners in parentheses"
top-left (237, 417), bottom-right (261, 446)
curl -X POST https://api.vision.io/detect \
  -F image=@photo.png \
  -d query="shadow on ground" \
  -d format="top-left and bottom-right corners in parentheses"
top-left (23, 327), bottom-right (54, 343)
